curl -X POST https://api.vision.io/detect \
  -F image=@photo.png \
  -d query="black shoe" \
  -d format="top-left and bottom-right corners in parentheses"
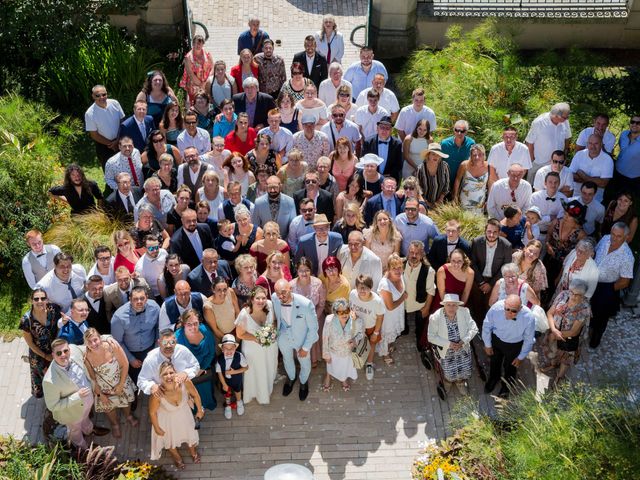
top-left (484, 380), bottom-right (497, 394)
top-left (283, 378), bottom-right (296, 397)
top-left (401, 327), bottom-right (409, 336)
top-left (91, 426), bottom-right (110, 436)
top-left (299, 382), bottom-right (309, 401)
top-left (498, 386), bottom-right (510, 399)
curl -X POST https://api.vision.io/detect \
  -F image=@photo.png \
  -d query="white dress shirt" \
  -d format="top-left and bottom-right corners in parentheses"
top-left (355, 88), bottom-right (400, 113)
top-left (158, 293), bottom-right (208, 331)
top-left (487, 141), bottom-right (532, 179)
top-left (576, 127), bottom-right (616, 154)
top-left (568, 149), bottom-right (614, 203)
top-left (355, 105), bottom-right (389, 140)
top-left (35, 265), bottom-right (87, 313)
top-left (486, 178), bottom-right (532, 220)
top-left (483, 243), bottom-right (497, 278)
top-left (137, 345), bottom-right (200, 395)
top-left (22, 245), bottom-right (62, 289)
top-left (533, 165), bottom-right (574, 193)
top-left (337, 245), bottom-right (383, 290)
top-left (134, 249), bottom-right (168, 297)
top-left (529, 190), bottom-right (567, 233)
top-left (315, 237), bottom-right (330, 276)
top-left (395, 104), bottom-right (437, 135)
top-left (88, 258), bottom-right (116, 285)
top-left (525, 112), bottom-right (572, 166)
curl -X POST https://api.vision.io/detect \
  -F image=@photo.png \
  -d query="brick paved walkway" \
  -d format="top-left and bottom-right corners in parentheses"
top-left (188, 0), bottom-right (367, 78)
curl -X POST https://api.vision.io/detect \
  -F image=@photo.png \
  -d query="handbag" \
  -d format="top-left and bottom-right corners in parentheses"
top-left (191, 368), bottom-right (214, 385)
top-left (350, 318), bottom-right (370, 370)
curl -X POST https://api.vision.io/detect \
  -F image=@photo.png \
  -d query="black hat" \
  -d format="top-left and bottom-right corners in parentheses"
top-left (377, 116), bottom-right (393, 126)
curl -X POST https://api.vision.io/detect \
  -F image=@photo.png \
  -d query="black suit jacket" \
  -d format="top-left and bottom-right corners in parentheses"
top-left (105, 187), bottom-right (143, 221)
top-left (293, 188), bottom-right (334, 222)
top-left (85, 295), bottom-right (110, 335)
top-left (470, 236), bottom-right (513, 287)
top-left (118, 115), bottom-right (155, 152)
top-left (362, 135), bottom-right (404, 183)
top-left (427, 235), bottom-right (471, 273)
top-left (232, 92), bottom-right (276, 128)
top-left (363, 192), bottom-right (403, 226)
top-left (169, 224), bottom-right (215, 270)
top-left (292, 51), bottom-right (328, 89)
top-left (186, 261), bottom-right (233, 295)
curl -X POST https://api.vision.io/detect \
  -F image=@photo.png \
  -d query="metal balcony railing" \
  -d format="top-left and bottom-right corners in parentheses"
top-left (418, 0), bottom-right (632, 18)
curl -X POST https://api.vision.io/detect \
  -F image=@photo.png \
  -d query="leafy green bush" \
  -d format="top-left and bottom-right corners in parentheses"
top-left (414, 384), bottom-right (640, 480)
top-left (396, 20), bottom-right (623, 146)
top-left (429, 202), bottom-right (487, 241)
top-left (0, 93), bottom-right (79, 275)
top-left (41, 25), bottom-right (164, 117)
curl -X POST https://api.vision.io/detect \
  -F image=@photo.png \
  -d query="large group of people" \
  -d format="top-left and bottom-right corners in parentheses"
top-left (21, 13), bottom-right (640, 469)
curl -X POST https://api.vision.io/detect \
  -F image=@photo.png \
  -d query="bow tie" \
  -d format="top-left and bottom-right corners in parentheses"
top-left (546, 197), bottom-right (556, 202)
top-left (305, 222), bottom-right (313, 227)
top-left (281, 304), bottom-right (292, 307)
top-left (447, 242), bottom-right (458, 246)
top-left (318, 242), bottom-right (327, 246)
top-left (378, 140), bottom-right (389, 145)
top-left (407, 222), bottom-right (417, 226)
top-left (36, 253), bottom-right (46, 258)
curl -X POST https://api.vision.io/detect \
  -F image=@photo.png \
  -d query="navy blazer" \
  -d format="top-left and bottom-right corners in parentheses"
top-left (292, 51), bottom-right (328, 90)
top-left (294, 232), bottom-right (343, 275)
top-left (187, 261), bottom-right (233, 295)
top-left (118, 115), bottom-right (155, 152)
top-left (169, 224), bottom-right (215, 270)
top-left (232, 92), bottom-right (276, 128)
top-left (105, 187), bottom-right (143, 221)
top-left (363, 193), bottom-right (403, 226)
top-left (362, 135), bottom-right (404, 183)
top-left (427, 234), bottom-right (472, 273)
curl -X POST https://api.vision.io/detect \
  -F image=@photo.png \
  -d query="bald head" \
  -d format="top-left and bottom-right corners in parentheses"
top-left (504, 294), bottom-right (522, 319)
top-left (175, 280), bottom-right (192, 306)
top-left (274, 278), bottom-right (293, 304)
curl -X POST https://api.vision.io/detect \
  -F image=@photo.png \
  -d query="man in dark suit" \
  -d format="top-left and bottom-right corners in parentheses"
top-left (103, 266), bottom-right (151, 321)
top-left (363, 174), bottom-right (403, 226)
top-left (292, 35), bottom-right (328, 90)
top-left (294, 214), bottom-right (343, 276)
top-left (105, 172), bottom-right (143, 221)
top-left (118, 101), bottom-right (155, 152)
top-left (187, 248), bottom-right (233, 295)
top-left (83, 275), bottom-right (110, 335)
top-left (232, 77), bottom-right (276, 129)
top-left (293, 170), bottom-right (334, 222)
top-left (169, 209), bottom-right (215, 270)
top-left (427, 219), bottom-right (471, 272)
top-left (361, 116), bottom-right (403, 183)
top-left (470, 218), bottom-right (513, 324)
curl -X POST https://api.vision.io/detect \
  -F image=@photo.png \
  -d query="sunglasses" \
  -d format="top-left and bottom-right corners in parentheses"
top-left (305, 179), bottom-right (318, 184)
top-left (301, 207), bottom-right (315, 213)
top-left (55, 348), bottom-right (70, 356)
top-left (454, 128), bottom-right (467, 133)
top-left (404, 186), bottom-right (415, 190)
top-left (161, 339), bottom-right (177, 347)
top-left (631, 120), bottom-right (640, 125)
top-left (94, 93), bottom-right (107, 98)
top-left (405, 207), bottom-right (418, 212)
top-left (336, 310), bottom-right (350, 315)
top-left (147, 245), bottom-right (160, 252)
top-left (552, 160), bottom-right (565, 165)
top-left (185, 121), bottom-right (197, 125)
top-left (33, 297), bottom-right (47, 302)
top-left (152, 138), bottom-right (164, 144)
top-left (338, 93), bottom-right (350, 97)
top-left (332, 113), bottom-right (344, 118)
top-left (505, 307), bottom-right (520, 314)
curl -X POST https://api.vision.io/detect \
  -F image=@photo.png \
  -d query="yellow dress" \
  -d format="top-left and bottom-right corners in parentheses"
top-left (320, 274), bottom-right (351, 313)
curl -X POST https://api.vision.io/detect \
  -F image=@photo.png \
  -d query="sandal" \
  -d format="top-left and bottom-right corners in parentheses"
top-left (191, 451), bottom-right (201, 464)
top-left (388, 345), bottom-right (396, 354)
top-left (342, 383), bottom-right (351, 392)
top-left (126, 415), bottom-right (139, 427)
top-left (321, 384), bottom-right (332, 393)
top-left (173, 459), bottom-right (186, 470)
top-left (383, 356), bottom-right (395, 366)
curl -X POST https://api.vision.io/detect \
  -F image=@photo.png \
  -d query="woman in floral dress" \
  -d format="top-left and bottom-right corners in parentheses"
top-left (180, 35), bottom-right (214, 107)
top-left (453, 144), bottom-right (489, 215)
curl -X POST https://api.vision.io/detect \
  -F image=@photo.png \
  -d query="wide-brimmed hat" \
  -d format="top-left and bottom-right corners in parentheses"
top-left (421, 142), bottom-right (449, 160)
top-left (313, 214), bottom-right (331, 226)
top-left (561, 199), bottom-right (587, 225)
top-left (355, 153), bottom-right (383, 169)
top-left (219, 333), bottom-right (239, 348)
top-left (440, 293), bottom-right (464, 306)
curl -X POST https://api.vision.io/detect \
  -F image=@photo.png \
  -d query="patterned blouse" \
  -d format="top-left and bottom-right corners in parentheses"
top-left (551, 290), bottom-right (591, 333)
top-left (512, 250), bottom-right (548, 295)
top-left (416, 159), bottom-right (450, 205)
top-left (322, 314), bottom-right (364, 357)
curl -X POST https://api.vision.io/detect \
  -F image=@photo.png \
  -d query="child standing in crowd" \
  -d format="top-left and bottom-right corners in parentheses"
top-left (523, 206), bottom-right (542, 246)
top-left (216, 219), bottom-right (241, 263)
top-left (216, 334), bottom-right (248, 419)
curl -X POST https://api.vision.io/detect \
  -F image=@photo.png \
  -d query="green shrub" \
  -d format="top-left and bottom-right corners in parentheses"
top-left (41, 25), bottom-right (164, 117)
top-left (429, 202), bottom-right (487, 241)
top-left (396, 20), bottom-right (623, 146)
top-left (0, 93), bottom-right (79, 276)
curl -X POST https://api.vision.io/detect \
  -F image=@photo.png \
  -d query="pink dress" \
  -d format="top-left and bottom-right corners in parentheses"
top-left (150, 383), bottom-right (199, 460)
top-left (331, 160), bottom-right (356, 192)
top-left (363, 228), bottom-right (399, 270)
top-left (180, 49), bottom-right (214, 105)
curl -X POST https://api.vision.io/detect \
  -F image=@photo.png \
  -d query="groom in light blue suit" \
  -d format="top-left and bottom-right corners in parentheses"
top-left (272, 279), bottom-right (319, 401)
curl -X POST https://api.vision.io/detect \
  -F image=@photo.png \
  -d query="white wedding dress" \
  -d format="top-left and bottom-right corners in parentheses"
top-left (235, 301), bottom-right (279, 404)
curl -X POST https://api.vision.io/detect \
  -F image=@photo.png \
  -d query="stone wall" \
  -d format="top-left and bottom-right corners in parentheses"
top-left (108, 0), bottom-right (185, 40)
top-left (370, 0), bottom-right (640, 58)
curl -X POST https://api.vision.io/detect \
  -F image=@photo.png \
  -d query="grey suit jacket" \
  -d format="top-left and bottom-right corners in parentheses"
top-left (251, 193), bottom-right (297, 239)
top-left (103, 277), bottom-right (151, 321)
top-left (42, 344), bottom-right (89, 425)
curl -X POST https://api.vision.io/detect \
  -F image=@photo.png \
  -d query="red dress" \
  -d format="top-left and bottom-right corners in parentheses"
top-left (229, 64), bottom-right (259, 93)
top-left (250, 244), bottom-right (292, 276)
top-left (114, 252), bottom-right (139, 274)
top-left (421, 264), bottom-right (467, 348)
top-left (225, 128), bottom-right (257, 155)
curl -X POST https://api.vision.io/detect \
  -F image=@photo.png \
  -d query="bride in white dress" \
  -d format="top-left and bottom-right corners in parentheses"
top-left (234, 286), bottom-right (279, 404)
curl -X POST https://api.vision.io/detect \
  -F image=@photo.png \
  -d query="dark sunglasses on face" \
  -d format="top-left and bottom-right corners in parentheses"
top-left (631, 120), bottom-right (640, 125)
top-left (147, 245), bottom-right (160, 252)
top-left (454, 128), bottom-right (467, 133)
top-left (505, 307), bottom-right (520, 314)
top-left (55, 349), bottom-right (70, 356)
top-left (33, 297), bottom-right (47, 302)
top-left (552, 160), bottom-right (565, 164)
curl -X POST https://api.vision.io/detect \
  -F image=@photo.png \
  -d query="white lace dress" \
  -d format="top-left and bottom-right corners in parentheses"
top-left (376, 277), bottom-right (406, 356)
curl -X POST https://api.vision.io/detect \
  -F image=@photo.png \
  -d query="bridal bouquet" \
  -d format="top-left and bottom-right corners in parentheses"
top-left (255, 323), bottom-right (277, 347)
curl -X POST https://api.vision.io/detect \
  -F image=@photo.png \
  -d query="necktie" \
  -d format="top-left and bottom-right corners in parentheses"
top-left (510, 189), bottom-right (517, 203)
top-left (128, 157), bottom-right (140, 187)
top-left (407, 222), bottom-right (417, 226)
top-left (139, 121), bottom-right (146, 140)
top-left (378, 140), bottom-right (389, 145)
top-left (546, 197), bottom-right (556, 202)
top-left (327, 40), bottom-right (332, 64)
top-left (126, 195), bottom-right (134, 213)
top-left (318, 242), bottom-right (327, 246)
top-left (66, 281), bottom-right (78, 299)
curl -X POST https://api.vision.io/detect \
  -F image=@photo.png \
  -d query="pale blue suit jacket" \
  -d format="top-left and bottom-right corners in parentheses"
top-left (271, 293), bottom-right (319, 352)
top-left (251, 193), bottom-right (296, 239)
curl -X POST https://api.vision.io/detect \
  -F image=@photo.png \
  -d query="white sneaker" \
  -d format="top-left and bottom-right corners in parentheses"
top-left (236, 400), bottom-right (245, 416)
top-left (224, 406), bottom-right (232, 420)
top-left (365, 363), bottom-right (374, 381)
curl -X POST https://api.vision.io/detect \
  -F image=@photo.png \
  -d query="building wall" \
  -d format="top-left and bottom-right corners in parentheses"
top-left (108, 0), bottom-right (185, 40)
